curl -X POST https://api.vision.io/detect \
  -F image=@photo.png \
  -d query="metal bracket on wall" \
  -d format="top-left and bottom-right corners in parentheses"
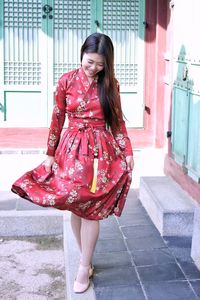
top-left (143, 21), bottom-right (148, 28)
top-left (167, 131), bottom-right (172, 138)
top-left (169, 1), bottom-right (175, 9)
top-left (144, 105), bottom-right (151, 114)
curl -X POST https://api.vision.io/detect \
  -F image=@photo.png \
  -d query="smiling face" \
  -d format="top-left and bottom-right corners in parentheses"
top-left (81, 52), bottom-right (104, 81)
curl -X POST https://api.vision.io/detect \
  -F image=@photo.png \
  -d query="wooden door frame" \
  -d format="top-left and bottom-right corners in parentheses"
top-left (128, 0), bottom-right (169, 149)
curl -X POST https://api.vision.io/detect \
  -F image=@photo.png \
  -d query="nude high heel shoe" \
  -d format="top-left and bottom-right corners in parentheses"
top-left (80, 257), bottom-right (94, 278)
top-left (89, 264), bottom-right (94, 278)
top-left (73, 264), bottom-right (91, 293)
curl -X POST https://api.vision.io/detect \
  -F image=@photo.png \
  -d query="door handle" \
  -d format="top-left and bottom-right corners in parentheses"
top-left (0, 103), bottom-right (4, 112)
top-left (42, 4), bottom-right (53, 19)
top-left (95, 20), bottom-right (100, 28)
top-left (182, 66), bottom-right (188, 81)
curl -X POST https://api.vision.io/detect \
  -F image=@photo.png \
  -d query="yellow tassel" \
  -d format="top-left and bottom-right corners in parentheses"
top-left (90, 158), bottom-right (98, 193)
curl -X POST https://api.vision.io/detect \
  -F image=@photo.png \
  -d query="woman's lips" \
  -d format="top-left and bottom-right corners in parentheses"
top-left (87, 69), bottom-right (95, 76)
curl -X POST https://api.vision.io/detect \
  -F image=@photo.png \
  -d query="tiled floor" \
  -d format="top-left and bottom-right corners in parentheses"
top-left (93, 189), bottom-right (200, 300)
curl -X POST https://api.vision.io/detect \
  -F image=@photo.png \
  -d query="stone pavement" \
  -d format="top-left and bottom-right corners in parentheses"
top-left (1, 149), bottom-right (200, 299)
top-left (1, 189), bottom-right (200, 299)
top-left (0, 235), bottom-right (65, 299)
top-left (91, 189), bottom-right (200, 300)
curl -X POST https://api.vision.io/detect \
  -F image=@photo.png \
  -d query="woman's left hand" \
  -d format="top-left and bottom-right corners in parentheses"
top-left (126, 155), bottom-right (134, 172)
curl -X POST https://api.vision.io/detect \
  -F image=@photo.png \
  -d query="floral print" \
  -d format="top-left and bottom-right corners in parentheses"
top-left (12, 67), bottom-right (133, 220)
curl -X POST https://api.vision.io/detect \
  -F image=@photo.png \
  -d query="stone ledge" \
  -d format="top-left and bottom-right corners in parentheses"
top-left (191, 205), bottom-right (200, 270)
top-left (139, 176), bottom-right (197, 236)
top-left (0, 149), bottom-right (46, 155)
top-left (0, 210), bottom-right (63, 236)
top-left (63, 213), bottom-right (96, 300)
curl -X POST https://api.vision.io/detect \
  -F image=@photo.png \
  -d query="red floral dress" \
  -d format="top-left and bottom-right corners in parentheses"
top-left (12, 67), bottom-right (133, 220)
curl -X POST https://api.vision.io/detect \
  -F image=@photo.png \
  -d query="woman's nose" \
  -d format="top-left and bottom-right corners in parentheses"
top-left (90, 64), bottom-right (96, 70)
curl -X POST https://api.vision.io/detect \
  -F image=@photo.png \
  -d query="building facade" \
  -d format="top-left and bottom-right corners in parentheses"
top-left (0, 0), bottom-right (200, 203)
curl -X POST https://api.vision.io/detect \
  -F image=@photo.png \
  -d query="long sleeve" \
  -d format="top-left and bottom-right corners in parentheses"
top-left (112, 120), bottom-right (133, 156)
top-left (112, 82), bottom-right (133, 157)
top-left (46, 76), bottom-right (67, 156)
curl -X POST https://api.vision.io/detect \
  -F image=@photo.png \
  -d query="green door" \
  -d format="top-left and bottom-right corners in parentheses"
top-left (0, 0), bottom-right (49, 127)
top-left (0, 0), bottom-right (145, 128)
top-left (172, 51), bottom-right (200, 183)
top-left (171, 0), bottom-right (200, 183)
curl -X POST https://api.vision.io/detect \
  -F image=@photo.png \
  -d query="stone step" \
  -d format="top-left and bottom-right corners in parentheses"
top-left (0, 210), bottom-right (64, 236)
top-left (191, 205), bottom-right (200, 270)
top-left (0, 192), bottom-right (64, 236)
top-left (139, 176), bottom-right (197, 236)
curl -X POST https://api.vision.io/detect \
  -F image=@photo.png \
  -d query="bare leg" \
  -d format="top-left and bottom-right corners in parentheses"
top-left (70, 213), bottom-right (82, 252)
top-left (75, 219), bottom-right (99, 284)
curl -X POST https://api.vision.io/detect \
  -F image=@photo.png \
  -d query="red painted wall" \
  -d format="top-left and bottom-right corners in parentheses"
top-left (128, 0), bottom-right (157, 149)
top-left (129, 0), bottom-right (169, 149)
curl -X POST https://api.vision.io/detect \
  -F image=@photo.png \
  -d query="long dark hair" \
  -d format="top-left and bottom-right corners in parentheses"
top-left (80, 33), bottom-right (123, 131)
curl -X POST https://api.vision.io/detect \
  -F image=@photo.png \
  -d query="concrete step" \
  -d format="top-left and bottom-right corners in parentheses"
top-left (139, 176), bottom-right (197, 237)
top-left (0, 193), bottom-right (63, 236)
top-left (0, 210), bottom-right (64, 236)
top-left (63, 213), bottom-right (96, 300)
top-left (191, 205), bottom-right (200, 270)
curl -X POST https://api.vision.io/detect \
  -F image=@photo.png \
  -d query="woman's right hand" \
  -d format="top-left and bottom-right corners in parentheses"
top-left (44, 156), bottom-right (55, 172)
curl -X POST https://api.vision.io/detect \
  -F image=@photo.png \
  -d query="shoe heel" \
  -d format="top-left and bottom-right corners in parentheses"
top-left (73, 264), bottom-right (91, 294)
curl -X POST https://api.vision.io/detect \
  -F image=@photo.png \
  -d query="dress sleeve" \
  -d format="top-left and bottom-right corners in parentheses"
top-left (111, 82), bottom-right (133, 157)
top-left (112, 120), bottom-right (133, 156)
top-left (46, 76), bottom-right (67, 156)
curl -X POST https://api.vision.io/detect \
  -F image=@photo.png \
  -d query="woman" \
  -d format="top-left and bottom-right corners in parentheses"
top-left (12, 33), bottom-right (134, 293)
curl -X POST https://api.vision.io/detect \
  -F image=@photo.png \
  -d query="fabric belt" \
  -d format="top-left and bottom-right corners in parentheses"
top-left (68, 118), bottom-right (106, 130)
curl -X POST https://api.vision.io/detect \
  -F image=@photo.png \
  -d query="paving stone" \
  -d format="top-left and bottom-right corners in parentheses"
top-left (124, 189), bottom-right (139, 202)
top-left (0, 191), bottom-right (18, 210)
top-left (118, 212), bottom-right (152, 226)
top-left (16, 198), bottom-right (47, 210)
top-left (93, 251), bottom-right (132, 269)
top-left (122, 205), bottom-right (148, 215)
top-left (95, 238), bottom-right (127, 253)
top-left (131, 248), bottom-right (176, 267)
top-left (0, 199), bottom-right (17, 210)
top-left (189, 280), bottom-right (200, 298)
top-left (163, 236), bottom-right (193, 262)
top-left (100, 216), bottom-right (118, 227)
top-left (169, 247), bottom-right (194, 263)
top-left (126, 235), bottom-right (167, 251)
top-left (122, 194), bottom-right (147, 211)
top-left (178, 262), bottom-right (200, 280)
top-left (163, 236), bottom-right (192, 248)
top-left (93, 266), bottom-right (139, 287)
top-left (123, 197), bottom-right (146, 212)
top-left (121, 224), bottom-right (161, 239)
top-left (99, 225), bottom-right (123, 240)
top-left (137, 263), bottom-right (185, 282)
top-left (143, 281), bottom-right (197, 300)
top-left (95, 285), bottom-right (146, 300)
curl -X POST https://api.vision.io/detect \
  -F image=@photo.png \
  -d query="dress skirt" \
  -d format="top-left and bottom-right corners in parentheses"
top-left (12, 119), bottom-right (132, 220)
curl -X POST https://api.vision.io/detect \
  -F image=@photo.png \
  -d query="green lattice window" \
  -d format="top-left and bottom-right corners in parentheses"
top-left (3, 0), bottom-right (41, 85)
